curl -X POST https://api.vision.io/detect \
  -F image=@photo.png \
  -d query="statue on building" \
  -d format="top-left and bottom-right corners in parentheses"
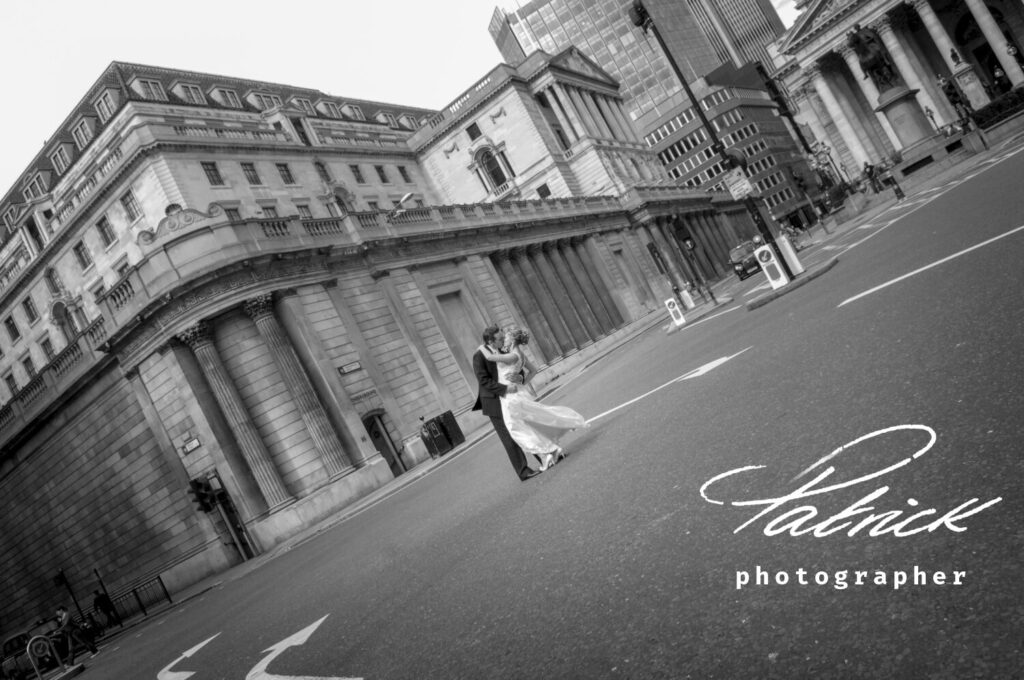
top-left (847, 23), bottom-right (898, 91)
top-left (950, 48), bottom-right (962, 66)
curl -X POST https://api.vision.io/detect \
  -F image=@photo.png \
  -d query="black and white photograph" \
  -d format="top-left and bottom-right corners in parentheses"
top-left (0, 0), bottom-right (1021, 678)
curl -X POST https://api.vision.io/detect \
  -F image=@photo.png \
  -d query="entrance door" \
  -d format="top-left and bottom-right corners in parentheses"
top-left (363, 412), bottom-right (405, 477)
top-left (437, 291), bottom-right (483, 386)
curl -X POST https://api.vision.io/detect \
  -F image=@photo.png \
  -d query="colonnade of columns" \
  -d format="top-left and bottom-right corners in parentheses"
top-left (491, 236), bottom-right (624, 363)
top-left (176, 290), bottom-right (372, 512)
top-left (540, 82), bottom-right (641, 146)
top-left (794, 0), bottom-right (1022, 169)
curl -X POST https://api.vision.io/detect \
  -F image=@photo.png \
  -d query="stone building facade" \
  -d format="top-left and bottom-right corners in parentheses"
top-left (775, 0), bottom-right (1024, 177)
top-left (0, 54), bottom-right (757, 631)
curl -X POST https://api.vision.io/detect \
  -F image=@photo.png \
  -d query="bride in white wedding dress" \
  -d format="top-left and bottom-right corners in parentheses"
top-left (479, 328), bottom-right (588, 471)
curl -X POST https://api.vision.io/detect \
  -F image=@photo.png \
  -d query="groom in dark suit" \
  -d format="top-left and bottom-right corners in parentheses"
top-left (472, 325), bottom-right (539, 481)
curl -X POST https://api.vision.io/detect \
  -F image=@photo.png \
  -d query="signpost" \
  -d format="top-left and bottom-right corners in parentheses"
top-left (723, 167), bottom-right (755, 201)
top-left (665, 298), bottom-right (686, 328)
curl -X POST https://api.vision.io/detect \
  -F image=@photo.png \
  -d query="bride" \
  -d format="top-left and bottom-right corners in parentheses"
top-left (479, 328), bottom-right (588, 471)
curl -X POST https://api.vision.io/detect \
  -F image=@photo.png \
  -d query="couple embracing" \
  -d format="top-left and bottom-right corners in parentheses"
top-left (471, 324), bottom-right (588, 480)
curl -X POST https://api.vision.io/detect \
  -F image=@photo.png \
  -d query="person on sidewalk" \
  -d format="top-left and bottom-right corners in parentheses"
top-left (472, 325), bottom-right (537, 481)
top-left (92, 590), bottom-right (121, 628)
top-left (54, 605), bottom-right (98, 663)
top-left (479, 328), bottom-right (588, 472)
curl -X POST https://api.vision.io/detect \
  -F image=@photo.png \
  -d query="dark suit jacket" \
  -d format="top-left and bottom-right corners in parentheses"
top-left (472, 349), bottom-right (507, 418)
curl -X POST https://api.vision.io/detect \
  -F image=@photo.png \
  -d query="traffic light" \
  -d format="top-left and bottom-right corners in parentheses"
top-left (790, 168), bottom-right (808, 192)
top-left (188, 478), bottom-right (215, 512)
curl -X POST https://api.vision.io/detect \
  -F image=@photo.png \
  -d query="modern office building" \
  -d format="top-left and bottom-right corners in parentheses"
top-left (490, 0), bottom-right (818, 227)
top-left (0, 54), bottom-right (758, 631)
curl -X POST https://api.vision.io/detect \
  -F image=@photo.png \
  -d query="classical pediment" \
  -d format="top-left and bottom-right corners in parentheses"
top-left (549, 47), bottom-right (619, 87)
top-left (779, 0), bottom-right (869, 54)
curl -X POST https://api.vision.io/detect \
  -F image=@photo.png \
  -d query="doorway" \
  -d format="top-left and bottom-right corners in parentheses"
top-left (363, 411), bottom-right (406, 477)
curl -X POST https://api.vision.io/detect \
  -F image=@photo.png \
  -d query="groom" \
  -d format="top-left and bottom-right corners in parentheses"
top-left (471, 325), bottom-right (539, 481)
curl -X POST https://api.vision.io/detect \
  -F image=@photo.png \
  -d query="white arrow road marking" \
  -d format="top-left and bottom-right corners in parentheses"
top-left (245, 615), bottom-right (362, 680)
top-left (157, 633), bottom-right (220, 680)
top-left (838, 223), bottom-right (1024, 307)
top-left (586, 347), bottom-right (753, 424)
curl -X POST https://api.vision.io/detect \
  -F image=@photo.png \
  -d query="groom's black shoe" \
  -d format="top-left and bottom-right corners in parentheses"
top-left (520, 468), bottom-right (541, 481)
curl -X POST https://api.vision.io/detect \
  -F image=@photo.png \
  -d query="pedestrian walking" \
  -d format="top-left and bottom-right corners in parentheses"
top-left (54, 605), bottom-right (98, 663)
top-left (92, 590), bottom-right (121, 628)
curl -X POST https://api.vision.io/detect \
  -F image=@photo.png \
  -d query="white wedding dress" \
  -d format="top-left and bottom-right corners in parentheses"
top-left (498, 349), bottom-right (588, 456)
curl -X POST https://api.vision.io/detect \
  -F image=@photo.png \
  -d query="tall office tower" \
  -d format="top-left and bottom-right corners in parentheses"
top-left (489, 0), bottom-right (722, 122)
top-left (687, 0), bottom-right (787, 68)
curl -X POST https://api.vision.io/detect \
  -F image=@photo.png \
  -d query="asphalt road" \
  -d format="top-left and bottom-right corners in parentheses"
top-left (82, 145), bottom-right (1024, 680)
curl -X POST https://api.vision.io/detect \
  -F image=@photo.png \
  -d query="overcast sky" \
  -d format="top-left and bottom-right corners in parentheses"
top-left (0, 0), bottom-right (800, 197)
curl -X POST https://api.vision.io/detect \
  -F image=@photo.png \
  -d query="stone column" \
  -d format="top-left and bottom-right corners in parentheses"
top-left (567, 86), bottom-right (600, 138)
top-left (838, 46), bottom-right (901, 148)
top-left (578, 236), bottom-right (629, 325)
top-left (560, 238), bottom-right (618, 333)
top-left (882, 17), bottom-right (957, 124)
top-left (700, 212), bottom-right (732, 265)
top-left (516, 246), bottom-right (575, 354)
top-left (965, 0), bottom-right (1024, 86)
top-left (691, 213), bottom-right (726, 276)
top-left (548, 242), bottom-right (603, 340)
top-left (659, 219), bottom-right (699, 283)
top-left (551, 83), bottom-right (587, 140)
top-left (830, 60), bottom-right (890, 159)
top-left (546, 87), bottom-right (579, 144)
top-left (494, 251), bottom-right (560, 360)
top-left (611, 98), bottom-right (641, 143)
top-left (537, 242), bottom-right (592, 346)
top-left (620, 228), bottom-right (658, 303)
top-left (244, 294), bottom-right (354, 476)
top-left (873, 17), bottom-right (947, 137)
top-left (596, 95), bottom-right (627, 142)
top-left (643, 222), bottom-right (682, 288)
top-left (586, 92), bottom-right (616, 139)
top-left (685, 215), bottom-right (721, 279)
top-left (177, 321), bottom-right (292, 509)
top-left (794, 90), bottom-right (833, 147)
top-left (808, 64), bottom-right (873, 166)
top-left (277, 288), bottom-right (379, 468)
top-left (912, 0), bottom-right (990, 108)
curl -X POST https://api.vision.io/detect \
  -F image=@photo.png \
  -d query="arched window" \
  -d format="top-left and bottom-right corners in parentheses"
top-left (480, 149), bottom-right (507, 188)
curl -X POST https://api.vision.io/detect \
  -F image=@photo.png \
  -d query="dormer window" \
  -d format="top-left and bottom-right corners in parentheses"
top-left (50, 146), bottom-right (72, 174)
top-left (213, 88), bottom-right (242, 108)
top-left (342, 104), bottom-right (364, 121)
top-left (136, 79), bottom-right (167, 101)
top-left (378, 112), bottom-right (400, 128)
top-left (72, 119), bottom-right (94, 150)
top-left (22, 176), bottom-right (47, 201)
top-left (318, 101), bottom-right (342, 118)
top-left (177, 83), bottom-right (206, 105)
top-left (399, 114), bottom-right (418, 130)
top-left (292, 98), bottom-right (315, 115)
top-left (249, 92), bottom-right (282, 111)
top-left (2, 207), bottom-right (17, 229)
top-left (94, 90), bottom-right (117, 122)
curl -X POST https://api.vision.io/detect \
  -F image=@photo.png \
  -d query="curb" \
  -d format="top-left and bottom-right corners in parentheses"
top-left (745, 257), bottom-right (840, 311)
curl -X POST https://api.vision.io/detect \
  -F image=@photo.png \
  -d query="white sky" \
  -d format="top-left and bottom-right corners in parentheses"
top-left (0, 0), bottom-right (799, 196)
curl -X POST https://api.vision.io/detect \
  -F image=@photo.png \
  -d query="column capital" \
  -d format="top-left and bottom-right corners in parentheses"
top-left (804, 62), bottom-right (823, 80)
top-left (526, 242), bottom-right (545, 256)
top-left (491, 249), bottom-right (512, 262)
top-left (508, 245), bottom-right (527, 260)
top-left (243, 293), bottom-right (275, 321)
top-left (540, 240), bottom-right (559, 253)
top-left (177, 320), bottom-right (213, 350)
top-left (871, 14), bottom-right (895, 35)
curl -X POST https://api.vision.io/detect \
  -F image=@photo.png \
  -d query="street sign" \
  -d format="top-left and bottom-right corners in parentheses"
top-left (665, 298), bottom-right (685, 327)
top-left (723, 167), bottom-right (755, 201)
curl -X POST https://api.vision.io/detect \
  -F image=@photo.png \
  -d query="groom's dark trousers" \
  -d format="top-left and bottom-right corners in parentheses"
top-left (471, 349), bottom-right (531, 480)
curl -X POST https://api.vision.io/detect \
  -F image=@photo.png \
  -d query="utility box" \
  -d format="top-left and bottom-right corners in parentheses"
top-left (437, 410), bottom-right (465, 447)
top-left (755, 245), bottom-right (791, 290)
top-left (420, 417), bottom-right (451, 458)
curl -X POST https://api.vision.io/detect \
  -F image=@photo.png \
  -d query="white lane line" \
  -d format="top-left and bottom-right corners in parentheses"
top-left (838, 224), bottom-right (1024, 308)
top-left (586, 346), bottom-right (753, 424)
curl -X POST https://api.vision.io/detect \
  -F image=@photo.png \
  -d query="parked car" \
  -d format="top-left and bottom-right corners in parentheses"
top-left (1, 620), bottom-right (59, 680)
top-left (729, 241), bottom-right (760, 280)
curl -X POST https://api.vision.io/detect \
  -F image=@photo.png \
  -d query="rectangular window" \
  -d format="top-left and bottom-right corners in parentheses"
top-left (344, 104), bottom-right (364, 120)
top-left (181, 84), bottom-right (205, 104)
top-left (381, 112), bottom-right (399, 128)
top-left (202, 161), bottom-right (224, 186)
top-left (22, 297), bottom-right (38, 324)
top-left (374, 165), bottom-right (389, 183)
top-left (5, 317), bottom-right (20, 342)
top-left (219, 89), bottom-right (242, 108)
top-left (72, 120), bottom-right (92, 150)
top-left (261, 206), bottom-right (279, 218)
top-left (466, 122), bottom-right (482, 141)
top-left (349, 165), bottom-right (365, 184)
top-left (225, 207), bottom-right (241, 222)
top-left (41, 337), bottom-right (55, 361)
top-left (3, 373), bottom-right (17, 394)
top-left (367, 201), bottom-right (379, 211)
top-left (22, 355), bottom-right (36, 378)
top-left (120, 190), bottom-right (142, 221)
top-left (51, 147), bottom-right (71, 174)
top-left (276, 163), bottom-right (295, 184)
top-left (92, 282), bottom-right (106, 301)
top-left (96, 91), bottom-right (115, 121)
top-left (296, 204), bottom-right (312, 219)
top-left (115, 258), bottom-right (131, 277)
top-left (323, 101), bottom-right (341, 118)
top-left (397, 166), bottom-right (412, 183)
top-left (241, 162), bottom-right (262, 185)
top-left (294, 98), bottom-right (315, 115)
top-left (138, 79), bottom-right (166, 101)
top-left (254, 93), bottom-right (282, 110)
top-left (315, 162), bottom-right (332, 183)
top-left (73, 241), bottom-right (93, 270)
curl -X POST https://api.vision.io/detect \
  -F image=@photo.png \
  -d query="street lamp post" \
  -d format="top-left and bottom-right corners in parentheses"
top-left (628, 0), bottom-right (795, 279)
